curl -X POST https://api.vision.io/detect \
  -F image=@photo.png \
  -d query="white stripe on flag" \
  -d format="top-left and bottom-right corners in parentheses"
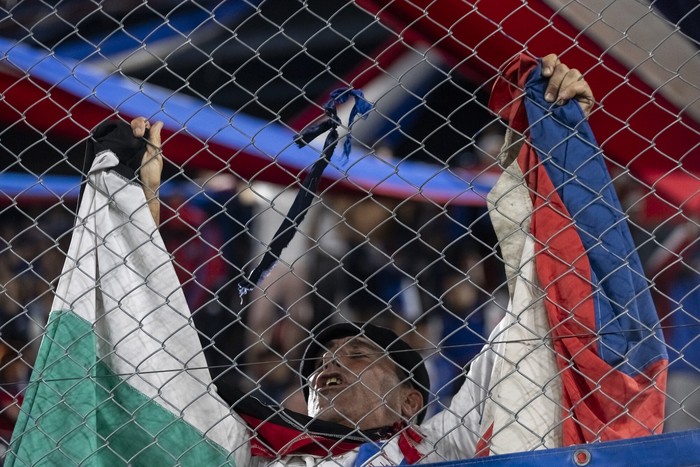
top-left (482, 148), bottom-right (563, 454)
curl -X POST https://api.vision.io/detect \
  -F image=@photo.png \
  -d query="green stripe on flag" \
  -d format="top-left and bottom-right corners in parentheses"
top-left (7, 311), bottom-right (236, 467)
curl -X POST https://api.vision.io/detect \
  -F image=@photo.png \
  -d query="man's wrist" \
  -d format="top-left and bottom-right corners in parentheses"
top-left (142, 183), bottom-right (159, 200)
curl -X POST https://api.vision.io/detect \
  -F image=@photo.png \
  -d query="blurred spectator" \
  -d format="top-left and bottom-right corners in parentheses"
top-left (160, 172), bottom-right (256, 402)
top-left (431, 253), bottom-right (488, 407)
top-left (0, 313), bottom-right (29, 455)
top-left (645, 221), bottom-right (700, 433)
top-left (664, 263), bottom-right (700, 432)
top-left (0, 207), bottom-right (66, 454)
top-left (238, 181), bottom-right (316, 410)
top-left (450, 127), bottom-right (505, 173)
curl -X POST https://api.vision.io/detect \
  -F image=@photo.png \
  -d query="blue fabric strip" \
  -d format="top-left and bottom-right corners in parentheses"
top-left (523, 62), bottom-right (667, 374)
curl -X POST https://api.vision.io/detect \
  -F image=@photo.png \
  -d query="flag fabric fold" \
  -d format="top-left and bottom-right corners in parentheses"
top-left (479, 54), bottom-right (668, 454)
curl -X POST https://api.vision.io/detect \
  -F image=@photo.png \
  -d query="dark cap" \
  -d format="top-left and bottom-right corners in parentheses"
top-left (299, 322), bottom-right (430, 424)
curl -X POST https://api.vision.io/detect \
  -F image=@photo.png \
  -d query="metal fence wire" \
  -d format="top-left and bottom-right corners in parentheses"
top-left (0, 0), bottom-right (699, 465)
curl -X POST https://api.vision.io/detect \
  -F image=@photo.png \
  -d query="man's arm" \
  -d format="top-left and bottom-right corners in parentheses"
top-left (419, 54), bottom-right (597, 462)
top-left (131, 117), bottom-right (164, 225)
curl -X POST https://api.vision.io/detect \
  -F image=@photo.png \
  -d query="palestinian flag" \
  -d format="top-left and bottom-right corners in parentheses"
top-left (6, 122), bottom-right (250, 466)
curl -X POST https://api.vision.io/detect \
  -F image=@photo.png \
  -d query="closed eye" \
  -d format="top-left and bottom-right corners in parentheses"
top-left (348, 353), bottom-right (369, 360)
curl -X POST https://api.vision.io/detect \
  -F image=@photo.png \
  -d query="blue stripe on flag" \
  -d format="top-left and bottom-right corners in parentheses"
top-left (522, 63), bottom-right (667, 375)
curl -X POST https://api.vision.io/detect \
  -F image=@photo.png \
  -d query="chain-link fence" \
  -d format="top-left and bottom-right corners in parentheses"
top-left (0, 0), bottom-right (699, 465)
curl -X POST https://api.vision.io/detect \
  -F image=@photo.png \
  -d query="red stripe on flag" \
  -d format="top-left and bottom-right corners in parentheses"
top-left (475, 422), bottom-right (494, 457)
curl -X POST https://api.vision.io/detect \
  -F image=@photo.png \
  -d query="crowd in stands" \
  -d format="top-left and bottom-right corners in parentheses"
top-left (0, 205), bottom-right (71, 455)
top-left (0, 138), bottom-right (698, 453)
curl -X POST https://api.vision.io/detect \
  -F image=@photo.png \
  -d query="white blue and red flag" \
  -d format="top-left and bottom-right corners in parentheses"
top-left (478, 54), bottom-right (668, 455)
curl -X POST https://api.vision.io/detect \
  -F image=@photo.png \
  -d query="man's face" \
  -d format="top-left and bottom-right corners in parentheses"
top-left (307, 335), bottom-right (406, 430)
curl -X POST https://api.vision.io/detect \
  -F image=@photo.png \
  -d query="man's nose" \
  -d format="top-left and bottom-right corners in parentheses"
top-left (319, 350), bottom-right (342, 370)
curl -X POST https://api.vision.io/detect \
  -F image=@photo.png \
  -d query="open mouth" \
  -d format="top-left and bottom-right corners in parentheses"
top-left (325, 376), bottom-right (341, 387)
top-left (316, 374), bottom-right (345, 393)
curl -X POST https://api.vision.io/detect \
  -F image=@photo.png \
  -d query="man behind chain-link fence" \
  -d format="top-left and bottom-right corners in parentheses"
top-left (8, 53), bottom-right (667, 467)
top-left (131, 54), bottom-right (609, 465)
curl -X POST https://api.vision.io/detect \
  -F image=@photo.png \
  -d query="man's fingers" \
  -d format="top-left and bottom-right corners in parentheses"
top-left (147, 121), bottom-right (163, 150)
top-left (553, 69), bottom-right (594, 116)
top-left (130, 117), bottom-right (164, 161)
top-left (544, 62), bottom-right (570, 103)
top-left (139, 120), bottom-right (164, 193)
top-left (130, 117), bottom-right (163, 148)
top-left (131, 117), bottom-right (150, 138)
top-left (540, 57), bottom-right (595, 116)
top-left (142, 120), bottom-right (164, 172)
top-left (557, 69), bottom-right (585, 102)
top-left (540, 53), bottom-right (559, 77)
top-left (560, 79), bottom-right (592, 104)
